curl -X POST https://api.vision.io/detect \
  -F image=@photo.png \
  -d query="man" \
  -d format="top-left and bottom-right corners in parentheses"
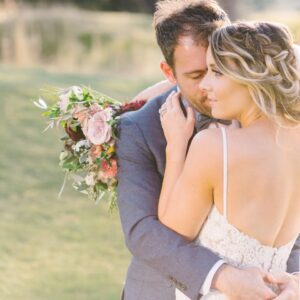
top-left (116, 1), bottom-right (300, 299)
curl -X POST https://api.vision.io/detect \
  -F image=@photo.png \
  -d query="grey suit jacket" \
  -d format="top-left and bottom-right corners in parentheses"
top-left (116, 88), bottom-right (300, 300)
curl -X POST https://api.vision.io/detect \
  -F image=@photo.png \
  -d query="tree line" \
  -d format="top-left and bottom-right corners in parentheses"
top-left (2, 0), bottom-right (294, 18)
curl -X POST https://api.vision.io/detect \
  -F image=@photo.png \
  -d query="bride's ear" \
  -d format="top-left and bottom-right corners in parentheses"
top-left (160, 62), bottom-right (177, 85)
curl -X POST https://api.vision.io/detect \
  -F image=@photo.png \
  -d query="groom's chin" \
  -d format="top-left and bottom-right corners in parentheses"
top-left (193, 102), bottom-right (212, 117)
top-left (194, 95), bottom-right (213, 116)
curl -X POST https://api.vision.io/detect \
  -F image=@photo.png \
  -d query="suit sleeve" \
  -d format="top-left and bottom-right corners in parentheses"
top-left (287, 234), bottom-right (300, 273)
top-left (116, 115), bottom-right (220, 300)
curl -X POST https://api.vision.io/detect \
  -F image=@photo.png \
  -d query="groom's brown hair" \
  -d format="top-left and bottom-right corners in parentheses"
top-left (154, 0), bottom-right (230, 68)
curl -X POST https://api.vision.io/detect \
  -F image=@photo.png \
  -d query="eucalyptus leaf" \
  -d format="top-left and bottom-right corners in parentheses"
top-left (95, 191), bottom-right (105, 204)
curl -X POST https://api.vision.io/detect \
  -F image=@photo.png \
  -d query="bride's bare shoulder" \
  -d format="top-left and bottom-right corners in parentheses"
top-left (193, 126), bottom-right (237, 145)
top-left (191, 127), bottom-right (243, 161)
top-left (189, 128), bottom-right (224, 162)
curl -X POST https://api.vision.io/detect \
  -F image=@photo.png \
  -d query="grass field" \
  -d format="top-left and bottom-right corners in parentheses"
top-left (0, 65), bottom-right (161, 300)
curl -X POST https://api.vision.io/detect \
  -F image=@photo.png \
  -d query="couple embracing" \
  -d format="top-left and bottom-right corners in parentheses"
top-left (116, 0), bottom-right (300, 299)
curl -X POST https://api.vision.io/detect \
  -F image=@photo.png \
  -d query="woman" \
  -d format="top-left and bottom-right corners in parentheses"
top-left (157, 22), bottom-right (300, 299)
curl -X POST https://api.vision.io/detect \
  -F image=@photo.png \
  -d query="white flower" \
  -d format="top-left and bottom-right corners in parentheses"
top-left (85, 173), bottom-right (96, 186)
top-left (34, 97), bottom-right (48, 110)
top-left (70, 86), bottom-right (84, 100)
top-left (75, 140), bottom-right (90, 152)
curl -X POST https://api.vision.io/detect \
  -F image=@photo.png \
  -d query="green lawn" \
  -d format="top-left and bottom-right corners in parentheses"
top-left (0, 65), bottom-right (161, 300)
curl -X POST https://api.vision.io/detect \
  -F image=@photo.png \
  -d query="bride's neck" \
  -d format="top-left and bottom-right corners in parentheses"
top-left (238, 109), bottom-right (268, 128)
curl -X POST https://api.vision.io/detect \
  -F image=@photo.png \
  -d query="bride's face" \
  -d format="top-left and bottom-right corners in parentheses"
top-left (200, 46), bottom-right (255, 121)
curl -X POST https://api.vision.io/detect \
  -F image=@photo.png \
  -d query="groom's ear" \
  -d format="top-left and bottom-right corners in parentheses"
top-left (160, 61), bottom-right (177, 85)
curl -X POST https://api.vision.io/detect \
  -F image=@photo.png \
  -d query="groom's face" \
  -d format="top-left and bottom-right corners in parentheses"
top-left (162, 36), bottom-right (211, 115)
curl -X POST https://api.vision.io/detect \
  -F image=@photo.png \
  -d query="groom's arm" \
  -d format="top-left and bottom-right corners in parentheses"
top-left (287, 235), bottom-right (300, 274)
top-left (116, 114), bottom-right (220, 300)
top-left (131, 80), bottom-right (175, 103)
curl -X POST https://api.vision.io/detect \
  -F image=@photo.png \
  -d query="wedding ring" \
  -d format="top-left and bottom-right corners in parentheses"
top-left (159, 107), bottom-right (167, 117)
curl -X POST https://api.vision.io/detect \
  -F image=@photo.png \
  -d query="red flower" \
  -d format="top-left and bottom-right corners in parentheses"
top-left (98, 158), bottom-right (118, 180)
top-left (120, 100), bottom-right (147, 114)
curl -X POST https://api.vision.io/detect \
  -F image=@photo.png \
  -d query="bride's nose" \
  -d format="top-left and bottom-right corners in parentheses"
top-left (199, 73), bottom-right (212, 92)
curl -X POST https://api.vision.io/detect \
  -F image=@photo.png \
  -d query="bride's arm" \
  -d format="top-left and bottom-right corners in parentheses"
top-left (158, 92), bottom-right (216, 240)
top-left (131, 80), bottom-right (175, 102)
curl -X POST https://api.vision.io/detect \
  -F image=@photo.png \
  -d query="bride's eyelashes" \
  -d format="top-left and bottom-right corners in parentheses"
top-left (211, 68), bottom-right (223, 77)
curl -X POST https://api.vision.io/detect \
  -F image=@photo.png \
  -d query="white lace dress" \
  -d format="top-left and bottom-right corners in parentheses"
top-left (176, 127), bottom-right (296, 300)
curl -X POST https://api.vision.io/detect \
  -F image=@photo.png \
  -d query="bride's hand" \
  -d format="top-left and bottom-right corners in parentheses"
top-left (160, 91), bottom-right (195, 149)
top-left (266, 272), bottom-right (299, 300)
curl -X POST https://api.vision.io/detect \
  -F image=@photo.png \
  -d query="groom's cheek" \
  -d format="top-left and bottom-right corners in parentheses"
top-left (192, 95), bottom-right (212, 116)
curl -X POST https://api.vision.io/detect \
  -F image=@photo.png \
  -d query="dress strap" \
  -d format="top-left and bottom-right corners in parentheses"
top-left (221, 127), bottom-right (228, 220)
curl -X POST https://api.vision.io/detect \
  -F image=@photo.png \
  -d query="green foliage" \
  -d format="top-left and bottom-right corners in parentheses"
top-left (43, 105), bottom-right (60, 118)
top-left (38, 20), bottom-right (63, 60)
top-left (78, 33), bottom-right (93, 53)
top-left (99, 32), bottom-right (113, 45)
top-left (19, 0), bottom-right (155, 13)
top-left (0, 10), bottom-right (161, 77)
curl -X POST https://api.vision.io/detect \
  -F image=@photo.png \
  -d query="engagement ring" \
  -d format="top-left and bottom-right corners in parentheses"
top-left (159, 107), bottom-right (167, 117)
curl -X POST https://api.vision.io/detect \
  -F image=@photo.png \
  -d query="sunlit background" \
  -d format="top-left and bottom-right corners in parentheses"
top-left (0, 0), bottom-right (299, 299)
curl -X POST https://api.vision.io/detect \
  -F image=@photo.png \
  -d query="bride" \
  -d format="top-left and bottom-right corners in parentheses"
top-left (155, 21), bottom-right (300, 299)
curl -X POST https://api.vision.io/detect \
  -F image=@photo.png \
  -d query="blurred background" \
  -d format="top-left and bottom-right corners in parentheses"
top-left (0, 0), bottom-right (299, 299)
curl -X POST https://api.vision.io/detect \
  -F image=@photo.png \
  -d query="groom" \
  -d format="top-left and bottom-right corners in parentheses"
top-left (116, 1), bottom-right (300, 299)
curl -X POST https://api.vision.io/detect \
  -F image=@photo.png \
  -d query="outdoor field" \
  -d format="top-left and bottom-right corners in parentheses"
top-left (0, 5), bottom-right (299, 300)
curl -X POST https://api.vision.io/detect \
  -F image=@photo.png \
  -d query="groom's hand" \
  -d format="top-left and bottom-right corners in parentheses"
top-left (212, 264), bottom-right (277, 300)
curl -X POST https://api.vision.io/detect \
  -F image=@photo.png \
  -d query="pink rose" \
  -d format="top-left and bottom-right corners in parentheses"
top-left (89, 103), bottom-right (102, 116)
top-left (86, 109), bottom-right (112, 145)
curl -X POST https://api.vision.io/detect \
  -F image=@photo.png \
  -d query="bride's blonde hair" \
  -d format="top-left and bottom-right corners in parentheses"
top-left (210, 22), bottom-right (300, 125)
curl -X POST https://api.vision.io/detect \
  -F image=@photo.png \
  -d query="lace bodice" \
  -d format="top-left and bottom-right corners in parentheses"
top-left (176, 128), bottom-right (296, 300)
top-left (198, 205), bottom-right (296, 273)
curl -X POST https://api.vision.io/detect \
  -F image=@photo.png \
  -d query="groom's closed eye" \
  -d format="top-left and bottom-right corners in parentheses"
top-left (185, 70), bottom-right (208, 80)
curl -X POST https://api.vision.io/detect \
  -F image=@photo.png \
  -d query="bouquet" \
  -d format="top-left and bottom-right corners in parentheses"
top-left (35, 86), bottom-right (146, 211)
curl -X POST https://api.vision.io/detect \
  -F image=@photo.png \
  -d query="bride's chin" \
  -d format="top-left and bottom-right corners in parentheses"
top-left (211, 108), bottom-right (222, 119)
top-left (211, 110), bottom-right (231, 121)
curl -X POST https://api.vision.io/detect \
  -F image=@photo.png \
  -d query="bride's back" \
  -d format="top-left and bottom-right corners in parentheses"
top-left (199, 21), bottom-right (300, 250)
top-left (213, 123), bottom-right (300, 248)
